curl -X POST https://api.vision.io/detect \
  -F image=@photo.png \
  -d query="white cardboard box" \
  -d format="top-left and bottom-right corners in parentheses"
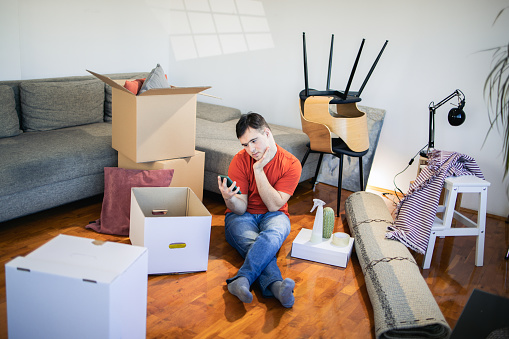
top-left (118, 150), bottom-right (205, 201)
top-left (5, 234), bottom-right (148, 339)
top-left (130, 187), bottom-right (212, 274)
top-left (291, 228), bottom-right (354, 267)
top-left (88, 70), bottom-right (210, 163)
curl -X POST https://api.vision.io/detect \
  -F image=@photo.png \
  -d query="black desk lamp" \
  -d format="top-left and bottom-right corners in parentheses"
top-left (421, 89), bottom-right (466, 157)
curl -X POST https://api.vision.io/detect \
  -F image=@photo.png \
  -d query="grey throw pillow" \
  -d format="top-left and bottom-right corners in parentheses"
top-left (20, 79), bottom-right (104, 131)
top-left (139, 64), bottom-right (170, 94)
top-left (0, 85), bottom-right (22, 138)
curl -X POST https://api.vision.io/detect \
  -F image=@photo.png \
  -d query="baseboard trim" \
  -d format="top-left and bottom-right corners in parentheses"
top-left (366, 185), bottom-right (506, 221)
top-left (366, 185), bottom-right (405, 198)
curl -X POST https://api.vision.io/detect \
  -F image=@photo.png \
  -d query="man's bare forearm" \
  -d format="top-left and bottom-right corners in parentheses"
top-left (254, 168), bottom-right (287, 212)
top-left (225, 194), bottom-right (248, 215)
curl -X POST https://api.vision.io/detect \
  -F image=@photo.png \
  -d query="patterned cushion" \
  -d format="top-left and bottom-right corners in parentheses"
top-left (20, 79), bottom-right (104, 131)
top-left (0, 85), bottom-right (22, 138)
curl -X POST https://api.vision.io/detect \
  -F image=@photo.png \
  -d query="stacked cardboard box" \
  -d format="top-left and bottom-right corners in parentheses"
top-left (89, 70), bottom-right (212, 274)
top-left (89, 70), bottom-right (209, 200)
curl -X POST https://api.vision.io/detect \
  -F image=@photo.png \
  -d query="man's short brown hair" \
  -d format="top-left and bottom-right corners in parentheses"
top-left (236, 112), bottom-right (270, 139)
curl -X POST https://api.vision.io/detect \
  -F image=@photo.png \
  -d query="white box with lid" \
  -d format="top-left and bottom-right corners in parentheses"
top-left (5, 234), bottom-right (148, 339)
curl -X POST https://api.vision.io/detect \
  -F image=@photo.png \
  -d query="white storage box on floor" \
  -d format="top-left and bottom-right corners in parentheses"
top-left (5, 234), bottom-right (148, 339)
top-left (130, 187), bottom-right (212, 274)
top-left (291, 228), bottom-right (354, 267)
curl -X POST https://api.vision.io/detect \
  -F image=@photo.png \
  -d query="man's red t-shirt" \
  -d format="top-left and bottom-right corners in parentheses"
top-left (227, 145), bottom-right (302, 217)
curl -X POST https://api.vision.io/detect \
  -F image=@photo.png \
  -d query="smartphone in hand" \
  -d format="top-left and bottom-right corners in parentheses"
top-left (219, 175), bottom-right (242, 194)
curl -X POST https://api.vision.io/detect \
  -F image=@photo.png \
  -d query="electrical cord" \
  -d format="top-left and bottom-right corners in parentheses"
top-left (386, 144), bottom-right (428, 203)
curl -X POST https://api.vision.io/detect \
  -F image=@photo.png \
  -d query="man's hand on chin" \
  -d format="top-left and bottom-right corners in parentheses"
top-left (253, 146), bottom-right (270, 172)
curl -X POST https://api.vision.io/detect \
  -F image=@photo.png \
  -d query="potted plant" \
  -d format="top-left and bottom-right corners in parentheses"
top-left (484, 7), bottom-right (509, 176)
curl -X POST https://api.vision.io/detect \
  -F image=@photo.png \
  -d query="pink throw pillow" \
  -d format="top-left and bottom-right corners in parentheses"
top-left (87, 167), bottom-right (174, 236)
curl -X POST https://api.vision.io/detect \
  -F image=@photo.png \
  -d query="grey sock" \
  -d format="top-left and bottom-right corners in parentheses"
top-left (271, 278), bottom-right (295, 308)
top-left (227, 276), bottom-right (253, 303)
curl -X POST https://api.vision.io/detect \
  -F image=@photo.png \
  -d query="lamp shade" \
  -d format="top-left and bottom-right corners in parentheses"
top-left (448, 107), bottom-right (466, 126)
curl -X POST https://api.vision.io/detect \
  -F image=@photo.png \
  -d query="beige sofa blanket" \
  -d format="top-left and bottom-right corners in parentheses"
top-left (345, 192), bottom-right (451, 339)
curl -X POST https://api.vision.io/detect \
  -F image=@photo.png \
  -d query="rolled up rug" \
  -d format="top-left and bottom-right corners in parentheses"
top-left (345, 191), bottom-right (451, 339)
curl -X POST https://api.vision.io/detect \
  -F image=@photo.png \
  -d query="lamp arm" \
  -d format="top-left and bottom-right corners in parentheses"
top-left (426, 89), bottom-right (465, 153)
top-left (430, 89), bottom-right (464, 111)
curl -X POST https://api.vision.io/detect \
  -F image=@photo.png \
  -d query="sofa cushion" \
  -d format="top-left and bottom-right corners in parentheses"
top-left (0, 122), bottom-right (117, 197)
top-left (105, 84), bottom-right (113, 122)
top-left (0, 85), bottom-right (22, 138)
top-left (195, 118), bottom-right (241, 175)
top-left (197, 101), bottom-right (241, 123)
top-left (20, 79), bottom-right (104, 131)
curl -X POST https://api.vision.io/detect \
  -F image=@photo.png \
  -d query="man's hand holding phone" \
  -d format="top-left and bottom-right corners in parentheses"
top-left (218, 175), bottom-right (242, 200)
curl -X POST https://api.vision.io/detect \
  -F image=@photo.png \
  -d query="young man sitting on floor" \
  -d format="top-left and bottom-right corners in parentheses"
top-left (218, 112), bottom-right (302, 308)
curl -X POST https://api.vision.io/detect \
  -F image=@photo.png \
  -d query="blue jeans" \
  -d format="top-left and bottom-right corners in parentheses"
top-left (225, 211), bottom-right (291, 298)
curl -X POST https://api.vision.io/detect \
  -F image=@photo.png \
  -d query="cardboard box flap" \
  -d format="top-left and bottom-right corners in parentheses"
top-left (88, 69), bottom-right (211, 96)
top-left (87, 70), bottom-right (133, 94)
top-left (138, 86), bottom-right (211, 96)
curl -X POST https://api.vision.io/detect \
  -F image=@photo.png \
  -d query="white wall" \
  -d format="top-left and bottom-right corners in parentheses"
top-left (1, 0), bottom-right (508, 217)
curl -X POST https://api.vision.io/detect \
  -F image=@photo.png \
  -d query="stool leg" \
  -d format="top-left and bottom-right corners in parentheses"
top-left (312, 153), bottom-right (324, 188)
top-left (336, 154), bottom-right (344, 217)
top-left (442, 185), bottom-right (458, 231)
top-left (475, 187), bottom-right (488, 266)
top-left (423, 230), bottom-right (438, 269)
top-left (301, 147), bottom-right (311, 167)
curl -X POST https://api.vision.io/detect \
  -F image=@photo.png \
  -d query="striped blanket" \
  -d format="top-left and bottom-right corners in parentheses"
top-left (386, 150), bottom-right (484, 254)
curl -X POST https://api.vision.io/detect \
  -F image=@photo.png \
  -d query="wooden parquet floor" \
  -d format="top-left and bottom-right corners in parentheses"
top-left (0, 182), bottom-right (508, 338)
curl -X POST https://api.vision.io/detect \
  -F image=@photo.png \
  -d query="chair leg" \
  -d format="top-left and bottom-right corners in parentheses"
top-left (358, 156), bottom-right (364, 191)
top-left (312, 153), bottom-right (324, 187)
top-left (301, 147), bottom-right (311, 167)
top-left (336, 154), bottom-right (344, 217)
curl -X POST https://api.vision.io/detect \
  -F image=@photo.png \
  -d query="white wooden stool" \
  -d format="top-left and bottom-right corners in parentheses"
top-left (422, 175), bottom-right (490, 269)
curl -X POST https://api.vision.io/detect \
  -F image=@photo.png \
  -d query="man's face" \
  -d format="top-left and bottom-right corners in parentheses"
top-left (238, 127), bottom-right (270, 161)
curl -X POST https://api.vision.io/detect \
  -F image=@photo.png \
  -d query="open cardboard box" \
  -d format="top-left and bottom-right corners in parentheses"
top-left (5, 234), bottom-right (148, 339)
top-left (130, 187), bottom-right (212, 274)
top-left (88, 70), bottom-right (210, 163)
top-left (118, 150), bottom-right (205, 201)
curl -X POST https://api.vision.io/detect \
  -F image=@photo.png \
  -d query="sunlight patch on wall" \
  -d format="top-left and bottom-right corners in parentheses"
top-left (146, 0), bottom-right (274, 60)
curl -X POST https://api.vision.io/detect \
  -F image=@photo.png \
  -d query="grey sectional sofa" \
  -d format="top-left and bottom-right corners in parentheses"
top-left (0, 73), bottom-right (318, 223)
top-left (0, 72), bottom-right (149, 223)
